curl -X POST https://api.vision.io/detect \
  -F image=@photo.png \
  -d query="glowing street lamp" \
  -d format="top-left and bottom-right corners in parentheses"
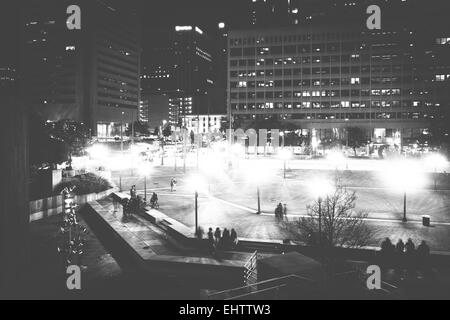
top-left (309, 178), bottom-right (334, 246)
top-left (425, 154), bottom-right (448, 190)
top-left (311, 136), bottom-right (320, 156)
top-left (279, 148), bottom-right (291, 179)
top-left (326, 150), bottom-right (346, 171)
top-left (381, 160), bottom-right (425, 222)
top-left (86, 144), bottom-right (109, 160)
top-left (138, 163), bottom-right (152, 202)
top-left (188, 174), bottom-right (208, 235)
top-left (243, 163), bottom-right (268, 214)
top-left (231, 143), bottom-right (244, 168)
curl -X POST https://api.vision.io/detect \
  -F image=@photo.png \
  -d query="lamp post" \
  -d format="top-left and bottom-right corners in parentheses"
top-left (279, 149), bottom-right (291, 179)
top-left (174, 139), bottom-right (178, 172)
top-left (403, 191), bottom-right (407, 222)
top-left (257, 186), bottom-right (261, 214)
top-left (382, 159), bottom-right (425, 223)
top-left (195, 191), bottom-right (199, 236)
top-left (144, 175), bottom-right (147, 202)
top-left (139, 165), bottom-right (151, 203)
top-left (120, 111), bottom-right (124, 152)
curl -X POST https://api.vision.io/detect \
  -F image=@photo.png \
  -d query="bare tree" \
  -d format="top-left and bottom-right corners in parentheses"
top-left (284, 186), bottom-right (372, 248)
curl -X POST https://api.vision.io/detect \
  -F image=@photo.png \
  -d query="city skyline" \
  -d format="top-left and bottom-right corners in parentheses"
top-left (1, 0), bottom-right (450, 303)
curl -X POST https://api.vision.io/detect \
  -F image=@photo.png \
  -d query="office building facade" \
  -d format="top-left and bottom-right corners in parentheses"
top-left (228, 18), bottom-right (450, 147)
top-left (21, 0), bottom-right (141, 137)
top-left (141, 25), bottom-right (214, 128)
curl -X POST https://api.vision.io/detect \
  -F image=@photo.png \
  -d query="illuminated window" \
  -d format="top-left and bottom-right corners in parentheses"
top-left (436, 38), bottom-right (450, 45)
top-left (351, 77), bottom-right (360, 84)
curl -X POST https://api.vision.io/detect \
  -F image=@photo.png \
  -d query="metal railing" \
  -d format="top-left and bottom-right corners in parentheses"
top-left (207, 274), bottom-right (314, 300)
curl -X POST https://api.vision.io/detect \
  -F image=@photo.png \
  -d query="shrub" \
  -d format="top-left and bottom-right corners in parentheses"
top-left (54, 173), bottom-right (112, 195)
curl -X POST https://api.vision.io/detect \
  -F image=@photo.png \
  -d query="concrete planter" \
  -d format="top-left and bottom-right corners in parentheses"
top-left (29, 187), bottom-right (117, 222)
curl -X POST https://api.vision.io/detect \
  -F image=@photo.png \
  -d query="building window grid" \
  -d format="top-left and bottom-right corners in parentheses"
top-left (230, 31), bottom-right (440, 121)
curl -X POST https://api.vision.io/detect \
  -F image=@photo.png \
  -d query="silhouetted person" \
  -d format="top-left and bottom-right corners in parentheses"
top-left (170, 178), bottom-right (177, 192)
top-left (417, 240), bottom-right (431, 272)
top-left (283, 204), bottom-right (287, 220)
top-left (207, 227), bottom-right (214, 242)
top-left (150, 192), bottom-right (158, 208)
top-left (214, 227), bottom-right (221, 244)
top-left (230, 228), bottom-right (238, 248)
top-left (275, 203), bottom-right (283, 221)
top-left (380, 237), bottom-right (394, 266)
top-left (130, 185), bottom-right (137, 199)
top-left (405, 238), bottom-right (415, 255)
top-left (207, 227), bottom-right (215, 255)
top-left (395, 239), bottom-right (405, 270)
top-left (405, 238), bottom-right (416, 272)
top-left (222, 228), bottom-right (230, 249)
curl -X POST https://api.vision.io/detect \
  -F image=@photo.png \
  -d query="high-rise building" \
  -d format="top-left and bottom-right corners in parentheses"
top-left (228, 1), bottom-right (450, 148)
top-left (0, 67), bottom-right (17, 92)
top-left (141, 25), bottom-right (214, 128)
top-left (20, 0), bottom-right (141, 137)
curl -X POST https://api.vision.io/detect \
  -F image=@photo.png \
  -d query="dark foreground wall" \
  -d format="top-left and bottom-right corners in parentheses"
top-left (0, 97), bottom-right (30, 298)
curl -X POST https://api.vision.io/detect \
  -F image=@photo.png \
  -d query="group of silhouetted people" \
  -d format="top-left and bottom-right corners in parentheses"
top-left (379, 237), bottom-right (431, 274)
top-left (207, 227), bottom-right (238, 253)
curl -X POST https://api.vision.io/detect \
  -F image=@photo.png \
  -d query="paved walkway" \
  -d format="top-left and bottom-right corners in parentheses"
top-left (92, 196), bottom-right (258, 264)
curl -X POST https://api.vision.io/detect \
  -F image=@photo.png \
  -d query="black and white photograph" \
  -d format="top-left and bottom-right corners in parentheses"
top-left (1, 0), bottom-right (450, 306)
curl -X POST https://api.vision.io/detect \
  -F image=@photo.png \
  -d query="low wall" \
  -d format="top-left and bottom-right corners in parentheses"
top-left (29, 187), bottom-right (117, 222)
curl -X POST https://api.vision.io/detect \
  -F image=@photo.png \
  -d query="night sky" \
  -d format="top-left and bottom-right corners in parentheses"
top-left (0, 0), bottom-right (248, 66)
top-left (0, 1), bottom-right (19, 65)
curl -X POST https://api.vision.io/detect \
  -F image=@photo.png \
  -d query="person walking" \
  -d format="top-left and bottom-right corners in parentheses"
top-left (283, 203), bottom-right (287, 220)
top-left (275, 203), bottom-right (283, 221)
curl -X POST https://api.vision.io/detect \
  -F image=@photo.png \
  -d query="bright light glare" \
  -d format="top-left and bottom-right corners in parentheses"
top-left (425, 153), bottom-right (448, 172)
top-left (278, 148), bottom-right (292, 160)
top-left (308, 178), bottom-right (334, 199)
top-left (188, 174), bottom-right (209, 194)
top-left (87, 144), bottom-right (109, 159)
top-left (230, 143), bottom-right (244, 155)
top-left (326, 150), bottom-right (345, 164)
top-left (138, 163), bottom-right (152, 176)
top-left (381, 160), bottom-right (426, 192)
top-left (107, 154), bottom-right (130, 171)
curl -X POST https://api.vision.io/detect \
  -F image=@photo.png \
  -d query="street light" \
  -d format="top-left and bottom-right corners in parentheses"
top-left (188, 174), bottom-right (208, 235)
top-left (309, 178), bottom-right (334, 246)
top-left (120, 111), bottom-right (124, 152)
top-left (381, 160), bottom-right (425, 222)
top-left (195, 191), bottom-right (199, 236)
top-left (243, 162), bottom-right (268, 214)
top-left (326, 150), bottom-right (346, 171)
top-left (279, 148), bottom-right (291, 179)
top-left (138, 163), bottom-right (152, 202)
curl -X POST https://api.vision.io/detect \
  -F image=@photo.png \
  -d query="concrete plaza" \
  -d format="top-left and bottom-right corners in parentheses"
top-left (107, 157), bottom-right (450, 251)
